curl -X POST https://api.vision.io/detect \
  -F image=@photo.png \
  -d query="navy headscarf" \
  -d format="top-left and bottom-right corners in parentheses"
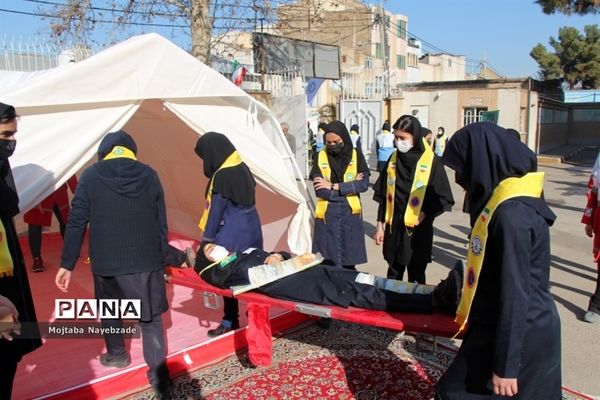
top-left (95, 130), bottom-right (155, 198)
top-left (442, 122), bottom-right (553, 226)
top-left (194, 132), bottom-right (256, 205)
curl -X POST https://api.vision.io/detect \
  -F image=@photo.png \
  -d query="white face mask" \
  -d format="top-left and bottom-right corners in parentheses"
top-left (208, 245), bottom-right (229, 262)
top-left (395, 138), bottom-right (413, 153)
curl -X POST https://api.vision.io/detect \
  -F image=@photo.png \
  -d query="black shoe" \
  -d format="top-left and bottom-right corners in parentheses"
top-left (32, 257), bottom-right (45, 272)
top-left (151, 379), bottom-right (173, 400)
top-left (207, 321), bottom-right (239, 338)
top-left (433, 260), bottom-right (464, 315)
top-left (99, 352), bottom-right (131, 368)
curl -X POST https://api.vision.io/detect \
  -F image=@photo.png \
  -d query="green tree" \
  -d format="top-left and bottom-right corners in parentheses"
top-left (535, 0), bottom-right (600, 15)
top-left (530, 24), bottom-right (600, 88)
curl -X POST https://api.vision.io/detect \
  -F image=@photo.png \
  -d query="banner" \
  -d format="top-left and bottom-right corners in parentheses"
top-left (305, 78), bottom-right (325, 106)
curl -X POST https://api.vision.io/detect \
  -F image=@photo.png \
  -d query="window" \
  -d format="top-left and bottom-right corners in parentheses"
top-left (463, 107), bottom-right (488, 126)
top-left (375, 76), bottom-right (383, 95)
top-left (408, 53), bottom-right (418, 67)
top-left (396, 20), bottom-right (407, 40)
top-left (365, 82), bottom-right (373, 98)
top-left (397, 55), bottom-right (406, 70)
top-left (448, 58), bottom-right (452, 67)
top-left (364, 57), bottom-right (373, 69)
top-left (376, 43), bottom-right (383, 59)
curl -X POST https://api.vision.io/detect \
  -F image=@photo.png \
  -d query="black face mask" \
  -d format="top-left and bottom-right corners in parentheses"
top-left (326, 142), bottom-right (344, 155)
top-left (0, 139), bottom-right (16, 159)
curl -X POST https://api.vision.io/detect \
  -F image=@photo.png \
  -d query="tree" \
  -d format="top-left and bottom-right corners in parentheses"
top-left (530, 24), bottom-right (600, 88)
top-left (535, 0), bottom-right (600, 15)
top-left (38, 0), bottom-right (276, 64)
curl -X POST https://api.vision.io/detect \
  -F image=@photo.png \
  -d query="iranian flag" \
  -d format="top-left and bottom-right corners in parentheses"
top-left (231, 60), bottom-right (247, 87)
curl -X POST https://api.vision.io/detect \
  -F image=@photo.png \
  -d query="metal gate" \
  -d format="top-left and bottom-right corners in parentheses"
top-left (339, 99), bottom-right (383, 169)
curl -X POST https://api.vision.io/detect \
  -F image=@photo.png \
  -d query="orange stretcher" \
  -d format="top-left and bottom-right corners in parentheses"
top-left (165, 266), bottom-right (461, 366)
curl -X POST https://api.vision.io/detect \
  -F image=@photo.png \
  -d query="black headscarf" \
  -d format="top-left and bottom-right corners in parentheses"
top-left (194, 132), bottom-right (255, 205)
top-left (382, 121), bottom-right (391, 132)
top-left (390, 115), bottom-right (426, 186)
top-left (442, 122), bottom-right (553, 226)
top-left (350, 124), bottom-right (359, 133)
top-left (310, 120), bottom-right (369, 183)
top-left (0, 102), bottom-right (19, 218)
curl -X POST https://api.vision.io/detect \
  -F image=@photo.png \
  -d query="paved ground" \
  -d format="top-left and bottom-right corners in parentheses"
top-left (313, 148), bottom-right (600, 396)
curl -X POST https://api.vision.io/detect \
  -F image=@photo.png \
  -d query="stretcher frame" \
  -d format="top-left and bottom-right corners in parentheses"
top-left (165, 266), bottom-right (461, 365)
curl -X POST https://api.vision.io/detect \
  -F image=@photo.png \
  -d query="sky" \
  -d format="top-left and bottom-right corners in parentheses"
top-left (0, 0), bottom-right (598, 79)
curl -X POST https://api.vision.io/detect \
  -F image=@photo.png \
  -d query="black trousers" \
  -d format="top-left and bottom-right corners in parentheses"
top-left (93, 273), bottom-right (169, 387)
top-left (387, 260), bottom-right (427, 284)
top-left (27, 204), bottom-right (66, 258)
top-left (223, 297), bottom-right (239, 324)
top-left (0, 350), bottom-right (20, 400)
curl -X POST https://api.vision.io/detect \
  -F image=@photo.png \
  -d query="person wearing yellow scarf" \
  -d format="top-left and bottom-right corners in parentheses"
top-left (373, 115), bottom-right (454, 283)
top-left (0, 102), bottom-right (42, 399)
top-left (436, 122), bottom-right (561, 400)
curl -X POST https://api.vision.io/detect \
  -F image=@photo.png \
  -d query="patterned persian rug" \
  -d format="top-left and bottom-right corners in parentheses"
top-left (124, 320), bottom-right (591, 400)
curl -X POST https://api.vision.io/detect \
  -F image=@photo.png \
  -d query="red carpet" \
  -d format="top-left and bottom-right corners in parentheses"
top-left (125, 320), bottom-right (595, 400)
top-left (125, 320), bottom-right (455, 399)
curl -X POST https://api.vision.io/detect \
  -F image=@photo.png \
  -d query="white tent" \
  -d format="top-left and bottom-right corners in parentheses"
top-left (0, 33), bottom-right (312, 254)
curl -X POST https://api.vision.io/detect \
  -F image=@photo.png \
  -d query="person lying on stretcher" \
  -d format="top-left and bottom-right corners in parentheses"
top-left (193, 243), bottom-right (463, 315)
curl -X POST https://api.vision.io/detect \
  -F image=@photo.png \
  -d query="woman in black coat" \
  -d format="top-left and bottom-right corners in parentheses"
top-left (310, 121), bottom-right (370, 269)
top-left (373, 115), bottom-right (454, 283)
top-left (0, 103), bottom-right (42, 399)
top-left (436, 122), bottom-right (561, 399)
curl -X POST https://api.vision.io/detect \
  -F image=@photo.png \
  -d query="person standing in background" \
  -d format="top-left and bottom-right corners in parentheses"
top-left (433, 126), bottom-right (448, 157)
top-left (24, 176), bottom-right (78, 272)
top-left (376, 120), bottom-right (394, 172)
top-left (280, 122), bottom-right (296, 156)
top-left (349, 124), bottom-right (362, 150)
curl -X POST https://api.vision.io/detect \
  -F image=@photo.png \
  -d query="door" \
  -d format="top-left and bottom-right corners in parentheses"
top-left (339, 99), bottom-right (383, 168)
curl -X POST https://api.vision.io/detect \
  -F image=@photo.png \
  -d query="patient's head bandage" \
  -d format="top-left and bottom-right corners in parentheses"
top-left (209, 245), bottom-right (229, 262)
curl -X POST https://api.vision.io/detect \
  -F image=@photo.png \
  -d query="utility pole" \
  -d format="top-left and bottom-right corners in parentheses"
top-left (377, 4), bottom-right (390, 99)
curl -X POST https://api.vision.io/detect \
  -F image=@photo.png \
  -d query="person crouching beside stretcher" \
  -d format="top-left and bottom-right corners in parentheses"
top-left (195, 243), bottom-right (464, 315)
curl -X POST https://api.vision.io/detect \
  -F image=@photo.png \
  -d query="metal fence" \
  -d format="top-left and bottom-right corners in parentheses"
top-left (0, 35), bottom-right (96, 72)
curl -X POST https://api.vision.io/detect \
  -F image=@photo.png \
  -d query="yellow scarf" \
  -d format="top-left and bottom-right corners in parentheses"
top-left (103, 146), bottom-right (137, 161)
top-left (0, 220), bottom-right (13, 278)
top-left (385, 138), bottom-right (434, 231)
top-left (315, 149), bottom-right (361, 219)
top-left (455, 172), bottom-right (544, 333)
top-left (198, 151), bottom-right (243, 231)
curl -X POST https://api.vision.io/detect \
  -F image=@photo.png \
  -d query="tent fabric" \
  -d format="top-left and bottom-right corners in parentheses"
top-left (0, 33), bottom-right (312, 254)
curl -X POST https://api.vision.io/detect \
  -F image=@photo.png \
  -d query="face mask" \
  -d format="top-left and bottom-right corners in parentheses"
top-left (208, 245), bottom-right (229, 262)
top-left (0, 139), bottom-right (16, 159)
top-left (395, 139), bottom-right (412, 153)
top-left (326, 142), bottom-right (343, 155)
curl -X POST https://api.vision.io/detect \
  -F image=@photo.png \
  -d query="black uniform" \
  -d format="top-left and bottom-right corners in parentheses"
top-left (0, 138), bottom-right (42, 399)
top-left (197, 248), bottom-right (433, 314)
top-left (374, 115), bottom-right (454, 283)
top-left (437, 122), bottom-right (561, 399)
